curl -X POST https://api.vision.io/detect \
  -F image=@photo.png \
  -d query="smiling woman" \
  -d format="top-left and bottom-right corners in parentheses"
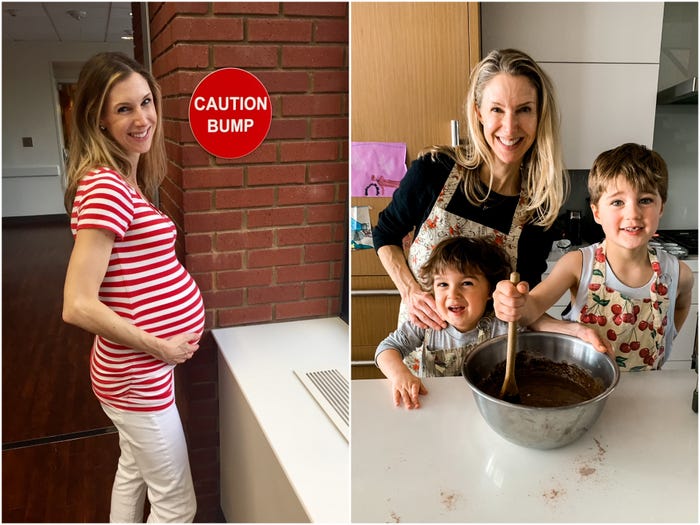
top-left (61, 52), bottom-right (204, 523)
top-left (371, 48), bottom-right (569, 331)
top-left (63, 53), bottom-right (166, 213)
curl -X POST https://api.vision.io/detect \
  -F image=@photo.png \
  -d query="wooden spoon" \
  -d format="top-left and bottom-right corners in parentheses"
top-left (499, 272), bottom-right (521, 404)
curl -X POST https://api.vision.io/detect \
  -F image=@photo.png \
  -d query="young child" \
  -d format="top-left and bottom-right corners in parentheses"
top-left (376, 236), bottom-right (611, 409)
top-left (493, 143), bottom-right (694, 372)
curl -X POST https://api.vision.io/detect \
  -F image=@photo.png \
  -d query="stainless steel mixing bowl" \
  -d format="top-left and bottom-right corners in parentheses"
top-left (462, 332), bottom-right (620, 449)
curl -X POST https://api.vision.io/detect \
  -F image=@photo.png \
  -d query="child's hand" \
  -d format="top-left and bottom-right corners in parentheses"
top-left (376, 349), bottom-right (429, 408)
top-left (493, 279), bottom-right (530, 322)
top-left (574, 323), bottom-right (616, 361)
top-left (390, 372), bottom-right (428, 409)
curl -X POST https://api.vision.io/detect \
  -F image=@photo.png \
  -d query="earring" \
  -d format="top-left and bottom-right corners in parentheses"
top-left (99, 124), bottom-right (106, 131)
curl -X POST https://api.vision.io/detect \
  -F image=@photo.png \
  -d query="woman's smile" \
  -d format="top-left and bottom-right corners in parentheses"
top-left (129, 128), bottom-right (150, 139)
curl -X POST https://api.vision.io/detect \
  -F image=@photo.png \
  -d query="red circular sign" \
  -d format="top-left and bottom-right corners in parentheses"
top-left (189, 68), bottom-right (272, 159)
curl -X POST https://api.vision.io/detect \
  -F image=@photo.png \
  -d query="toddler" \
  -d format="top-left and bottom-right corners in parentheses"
top-left (376, 236), bottom-right (610, 408)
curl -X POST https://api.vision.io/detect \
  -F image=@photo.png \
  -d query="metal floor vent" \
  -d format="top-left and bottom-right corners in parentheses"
top-left (294, 368), bottom-right (349, 442)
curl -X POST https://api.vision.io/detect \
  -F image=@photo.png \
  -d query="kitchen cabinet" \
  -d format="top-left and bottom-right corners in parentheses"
top-left (481, 2), bottom-right (664, 169)
top-left (542, 250), bottom-right (578, 324)
top-left (351, 2), bottom-right (480, 162)
top-left (350, 3), bottom-right (481, 379)
top-left (669, 303), bottom-right (698, 369)
top-left (656, 2), bottom-right (698, 92)
top-left (540, 63), bottom-right (660, 170)
top-left (350, 197), bottom-right (401, 379)
top-left (481, 2), bottom-right (663, 63)
top-left (666, 262), bottom-right (698, 370)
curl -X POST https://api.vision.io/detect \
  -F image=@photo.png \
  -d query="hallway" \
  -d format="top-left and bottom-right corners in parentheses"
top-left (2, 216), bottom-right (119, 522)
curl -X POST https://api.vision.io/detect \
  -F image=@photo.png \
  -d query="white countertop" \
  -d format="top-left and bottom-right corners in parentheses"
top-left (214, 317), bottom-right (350, 523)
top-left (351, 370), bottom-right (698, 522)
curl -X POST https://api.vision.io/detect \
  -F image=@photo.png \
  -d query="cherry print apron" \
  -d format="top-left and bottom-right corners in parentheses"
top-left (398, 165), bottom-right (529, 325)
top-left (580, 241), bottom-right (670, 371)
top-left (402, 318), bottom-right (493, 377)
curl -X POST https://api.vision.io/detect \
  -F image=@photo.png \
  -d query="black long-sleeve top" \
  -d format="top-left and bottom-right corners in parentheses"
top-left (372, 153), bottom-right (556, 288)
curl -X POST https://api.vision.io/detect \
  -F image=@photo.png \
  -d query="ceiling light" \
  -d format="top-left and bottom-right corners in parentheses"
top-left (66, 9), bottom-right (87, 21)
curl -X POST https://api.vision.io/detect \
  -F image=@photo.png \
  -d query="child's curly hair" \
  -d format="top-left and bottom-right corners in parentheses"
top-left (418, 236), bottom-right (512, 312)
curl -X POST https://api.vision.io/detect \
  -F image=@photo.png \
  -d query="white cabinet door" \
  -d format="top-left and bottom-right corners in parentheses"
top-left (542, 268), bottom-right (571, 319)
top-left (666, 270), bottom-right (699, 368)
top-left (541, 63), bottom-right (659, 169)
top-left (547, 304), bottom-right (569, 321)
top-left (664, 304), bottom-right (697, 370)
top-left (481, 2), bottom-right (663, 63)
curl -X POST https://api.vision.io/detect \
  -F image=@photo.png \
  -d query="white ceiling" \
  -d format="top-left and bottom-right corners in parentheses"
top-left (2, 2), bottom-right (134, 43)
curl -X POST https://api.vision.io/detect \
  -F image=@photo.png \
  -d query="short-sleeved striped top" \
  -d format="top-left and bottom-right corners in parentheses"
top-left (71, 168), bottom-right (205, 412)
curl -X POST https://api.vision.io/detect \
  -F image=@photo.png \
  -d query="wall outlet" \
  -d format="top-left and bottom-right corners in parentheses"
top-left (22, 137), bottom-right (33, 147)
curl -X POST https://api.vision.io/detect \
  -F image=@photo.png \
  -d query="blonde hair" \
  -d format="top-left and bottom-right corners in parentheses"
top-left (588, 143), bottom-right (668, 205)
top-left (64, 52), bottom-right (166, 213)
top-left (423, 48), bottom-right (568, 229)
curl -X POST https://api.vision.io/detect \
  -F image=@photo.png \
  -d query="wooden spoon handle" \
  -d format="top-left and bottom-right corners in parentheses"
top-left (506, 271), bottom-right (520, 360)
top-left (500, 271), bottom-right (521, 402)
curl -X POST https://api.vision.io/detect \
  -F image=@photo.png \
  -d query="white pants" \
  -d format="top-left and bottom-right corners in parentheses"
top-left (101, 403), bottom-right (197, 523)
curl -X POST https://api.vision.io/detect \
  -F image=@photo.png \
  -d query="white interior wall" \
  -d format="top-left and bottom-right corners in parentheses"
top-left (2, 40), bottom-right (133, 217)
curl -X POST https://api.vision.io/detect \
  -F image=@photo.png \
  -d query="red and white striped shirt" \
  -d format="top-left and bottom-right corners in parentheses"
top-left (71, 168), bottom-right (205, 412)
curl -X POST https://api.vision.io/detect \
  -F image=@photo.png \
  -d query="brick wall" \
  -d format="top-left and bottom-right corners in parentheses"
top-left (144, 3), bottom-right (348, 521)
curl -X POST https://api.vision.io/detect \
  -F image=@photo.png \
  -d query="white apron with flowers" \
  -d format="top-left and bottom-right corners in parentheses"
top-left (399, 165), bottom-right (528, 325)
top-left (579, 241), bottom-right (671, 371)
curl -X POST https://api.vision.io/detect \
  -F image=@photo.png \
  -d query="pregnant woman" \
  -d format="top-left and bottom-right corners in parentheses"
top-left (62, 52), bottom-right (204, 522)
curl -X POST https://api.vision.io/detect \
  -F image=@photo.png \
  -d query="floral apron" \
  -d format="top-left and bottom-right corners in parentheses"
top-left (398, 166), bottom-right (527, 376)
top-left (399, 165), bottom-right (529, 325)
top-left (580, 241), bottom-right (670, 371)
top-left (402, 317), bottom-right (493, 377)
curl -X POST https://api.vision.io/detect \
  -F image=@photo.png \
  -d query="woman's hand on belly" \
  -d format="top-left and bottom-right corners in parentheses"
top-left (156, 333), bottom-right (201, 365)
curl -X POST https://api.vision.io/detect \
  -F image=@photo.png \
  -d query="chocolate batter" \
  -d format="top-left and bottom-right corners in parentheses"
top-left (477, 352), bottom-right (605, 407)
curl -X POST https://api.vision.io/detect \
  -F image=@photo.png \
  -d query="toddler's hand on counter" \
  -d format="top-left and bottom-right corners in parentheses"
top-left (390, 372), bottom-right (428, 410)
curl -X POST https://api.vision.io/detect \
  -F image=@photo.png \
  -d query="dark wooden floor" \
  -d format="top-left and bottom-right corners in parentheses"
top-left (2, 217), bottom-right (119, 522)
top-left (3, 434), bottom-right (119, 522)
top-left (2, 217), bottom-right (225, 522)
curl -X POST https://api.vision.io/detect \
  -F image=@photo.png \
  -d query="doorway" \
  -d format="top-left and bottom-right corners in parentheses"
top-left (56, 81), bottom-right (76, 162)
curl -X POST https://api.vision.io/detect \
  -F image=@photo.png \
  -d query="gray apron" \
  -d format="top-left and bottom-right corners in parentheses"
top-left (402, 317), bottom-right (495, 377)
